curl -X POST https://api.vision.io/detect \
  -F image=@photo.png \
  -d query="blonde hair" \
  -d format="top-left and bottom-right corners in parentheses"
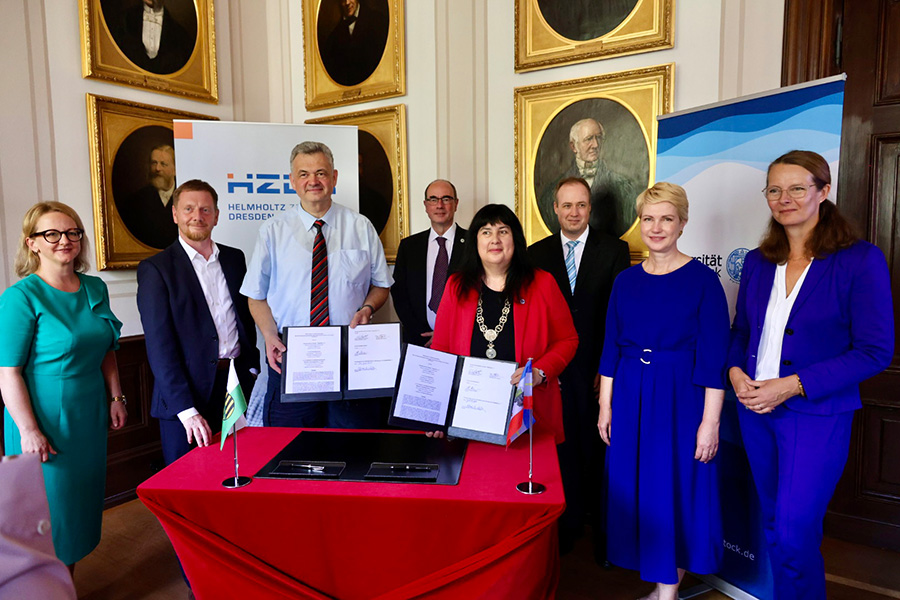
top-left (15, 202), bottom-right (91, 277)
top-left (635, 182), bottom-right (689, 222)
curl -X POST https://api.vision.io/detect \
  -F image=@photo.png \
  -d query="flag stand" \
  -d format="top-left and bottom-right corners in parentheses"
top-left (222, 424), bottom-right (252, 488)
top-left (516, 416), bottom-right (545, 495)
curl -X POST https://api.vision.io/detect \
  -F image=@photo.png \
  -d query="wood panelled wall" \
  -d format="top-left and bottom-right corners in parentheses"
top-left (783, 0), bottom-right (900, 551)
top-left (0, 336), bottom-right (162, 507)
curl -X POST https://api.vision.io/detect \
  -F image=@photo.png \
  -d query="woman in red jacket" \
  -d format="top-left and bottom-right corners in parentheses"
top-left (431, 204), bottom-right (578, 444)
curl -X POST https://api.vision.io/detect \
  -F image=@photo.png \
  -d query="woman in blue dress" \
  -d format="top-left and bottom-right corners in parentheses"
top-left (0, 202), bottom-right (126, 573)
top-left (598, 182), bottom-right (730, 600)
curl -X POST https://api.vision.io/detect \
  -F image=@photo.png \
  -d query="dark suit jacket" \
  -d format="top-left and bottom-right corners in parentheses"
top-left (529, 228), bottom-right (630, 378)
top-left (115, 4), bottom-right (194, 75)
top-left (727, 242), bottom-right (893, 415)
top-left (117, 184), bottom-right (178, 250)
top-left (538, 161), bottom-right (640, 238)
top-left (319, 3), bottom-right (389, 86)
top-left (137, 241), bottom-right (258, 422)
top-left (391, 226), bottom-right (467, 345)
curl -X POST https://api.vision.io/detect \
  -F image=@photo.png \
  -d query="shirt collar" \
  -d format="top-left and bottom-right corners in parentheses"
top-left (560, 227), bottom-right (589, 248)
top-left (428, 222), bottom-right (457, 244)
top-left (297, 202), bottom-right (335, 232)
top-left (178, 235), bottom-right (219, 263)
top-left (143, 4), bottom-right (164, 18)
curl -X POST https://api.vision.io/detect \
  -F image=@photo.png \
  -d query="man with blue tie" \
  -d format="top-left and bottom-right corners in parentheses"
top-left (529, 176), bottom-right (630, 558)
top-left (137, 179), bottom-right (259, 466)
top-left (391, 179), bottom-right (467, 347)
top-left (241, 141), bottom-right (392, 428)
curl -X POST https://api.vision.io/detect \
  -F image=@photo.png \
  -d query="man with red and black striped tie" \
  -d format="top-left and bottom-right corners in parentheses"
top-left (241, 141), bottom-right (392, 428)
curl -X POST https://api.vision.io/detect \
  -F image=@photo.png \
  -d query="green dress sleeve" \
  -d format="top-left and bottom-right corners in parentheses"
top-left (0, 284), bottom-right (37, 367)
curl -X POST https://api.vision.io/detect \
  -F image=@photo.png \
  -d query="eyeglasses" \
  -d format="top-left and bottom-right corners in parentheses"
top-left (425, 196), bottom-right (456, 205)
top-left (761, 184), bottom-right (817, 200)
top-left (30, 229), bottom-right (84, 243)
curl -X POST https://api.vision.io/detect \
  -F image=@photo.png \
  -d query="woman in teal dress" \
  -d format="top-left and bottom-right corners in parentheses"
top-left (0, 202), bottom-right (126, 571)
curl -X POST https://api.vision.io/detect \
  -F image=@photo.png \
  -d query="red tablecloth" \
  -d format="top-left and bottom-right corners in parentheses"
top-left (137, 428), bottom-right (564, 600)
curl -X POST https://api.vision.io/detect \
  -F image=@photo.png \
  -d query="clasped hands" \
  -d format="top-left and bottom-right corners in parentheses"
top-left (729, 367), bottom-right (798, 414)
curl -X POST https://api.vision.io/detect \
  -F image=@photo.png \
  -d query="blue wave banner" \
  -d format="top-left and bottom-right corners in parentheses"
top-left (655, 76), bottom-right (845, 600)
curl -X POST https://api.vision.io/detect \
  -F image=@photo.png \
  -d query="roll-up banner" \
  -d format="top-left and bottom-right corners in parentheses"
top-left (655, 75), bottom-right (846, 599)
top-left (174, 121), bottom-right (359, 425)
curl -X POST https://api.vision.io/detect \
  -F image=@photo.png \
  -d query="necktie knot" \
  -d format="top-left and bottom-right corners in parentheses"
top-left (566, 240), bottom-right (579, 252)
top-left (436, 236), bottom-right (447, 248)
top-left (314, 219), bottom-right (325, 231)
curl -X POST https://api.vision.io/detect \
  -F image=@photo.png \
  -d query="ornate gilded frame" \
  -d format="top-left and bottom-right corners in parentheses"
top-left (514, 64), bottom-right (673, 258)
top-left (307, 104), bottom-right (409, 262)
top-left (302, 0), bottom-right (406, 111)
top-left (515, 0), bottom-right (674, 72)
top-left (86, 94), bottom-right (216, 270)
top-left (79, 0), bottom-right (218, 103)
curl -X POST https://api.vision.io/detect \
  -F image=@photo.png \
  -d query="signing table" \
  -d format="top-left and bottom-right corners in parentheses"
top-left (137, 428), bottom-right (564, 600)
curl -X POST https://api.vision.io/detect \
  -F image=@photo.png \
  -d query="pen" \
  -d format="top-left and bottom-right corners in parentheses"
top-left (389, 465), bottom-right (433, 472)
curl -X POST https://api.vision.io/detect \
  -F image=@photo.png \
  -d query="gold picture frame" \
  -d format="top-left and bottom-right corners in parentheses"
top-left (515, 0), bottom-right (674, 73)
top-left (80, 0), bottom-right (218, 103)
top-left (515, 64), bottom-right (673, 258)
top-left (86, 94), bottom-right (216, 270)
top-left (307, 104), bottom-right (409, 262)
top-left (302, 0), bottom-right (406, 111)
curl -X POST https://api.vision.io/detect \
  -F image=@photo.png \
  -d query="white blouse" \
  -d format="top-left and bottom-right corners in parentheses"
top-left (754, 260), bottom-right (813, 381)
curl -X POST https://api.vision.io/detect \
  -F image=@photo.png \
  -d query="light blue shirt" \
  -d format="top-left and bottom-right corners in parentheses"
top-left (240, 202), bottom-right (392, 331)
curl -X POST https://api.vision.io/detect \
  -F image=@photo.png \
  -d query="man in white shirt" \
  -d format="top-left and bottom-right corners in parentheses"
top-left (391, 179), bottom-right (468, 347)
top-left (241, 141), bottom-right (392, 428)
top-left (137, 179), bottom-right (258, 465)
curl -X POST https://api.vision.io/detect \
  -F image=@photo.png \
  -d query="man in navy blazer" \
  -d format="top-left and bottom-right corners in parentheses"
top-left (529, 177), bottom-right (630, 557)
top-left (137, 179), bottom-right (258, 466)
top-left (391, 179), bottom-right (467, 347)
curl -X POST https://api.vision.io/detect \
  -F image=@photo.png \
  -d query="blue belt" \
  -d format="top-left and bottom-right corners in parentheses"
top-left (620, 346), bottom-right (694, 365)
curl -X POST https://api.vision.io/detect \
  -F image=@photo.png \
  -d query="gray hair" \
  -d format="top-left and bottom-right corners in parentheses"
top-left (568, 118), bottom-right (605, 144)
top-left (290, 141), bottom-right (334, 171)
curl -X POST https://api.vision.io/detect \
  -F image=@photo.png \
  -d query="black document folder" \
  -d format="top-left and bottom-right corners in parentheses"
top-left (388, 345), bottom-right (518, 446)
top-left (255, 430), bottom-right (467, 485)
top-left (281, 323), bottom-right (401, 402)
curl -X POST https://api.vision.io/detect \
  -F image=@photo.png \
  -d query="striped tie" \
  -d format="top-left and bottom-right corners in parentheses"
top-left (310, 219), bottom-right (329, 326)
top-left (565, 240), bottom-right (579, 294)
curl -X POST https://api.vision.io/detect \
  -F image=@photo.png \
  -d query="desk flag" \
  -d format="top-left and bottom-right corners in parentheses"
top-left (220, 360), bottom-right (247, 450)
top-left (506, 359), bottom-right (534, 446)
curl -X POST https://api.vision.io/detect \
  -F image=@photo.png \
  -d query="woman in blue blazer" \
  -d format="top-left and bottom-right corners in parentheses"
top-left (728, 150), bottom-right (894, 600)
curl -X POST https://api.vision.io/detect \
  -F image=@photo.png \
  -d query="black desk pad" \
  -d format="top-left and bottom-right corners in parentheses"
top-left (255, 431), bottom-right (468, 485)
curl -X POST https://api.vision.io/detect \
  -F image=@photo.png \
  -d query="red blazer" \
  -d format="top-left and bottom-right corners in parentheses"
top-left (432, 269), bottom-right (579, 443)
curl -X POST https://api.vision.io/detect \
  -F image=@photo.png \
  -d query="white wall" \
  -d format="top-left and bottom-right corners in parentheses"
top-left (0, 0), bottom-right (784, 336)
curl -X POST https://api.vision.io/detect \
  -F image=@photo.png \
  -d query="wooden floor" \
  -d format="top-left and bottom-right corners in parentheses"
top-left (73, 499), bottom-right (900, 599)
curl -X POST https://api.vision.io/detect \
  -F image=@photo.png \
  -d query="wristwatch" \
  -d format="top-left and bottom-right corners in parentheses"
top-left (111, 395), bottom-right (127, 405)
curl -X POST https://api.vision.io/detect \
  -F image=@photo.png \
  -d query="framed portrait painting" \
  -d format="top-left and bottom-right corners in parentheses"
top-left (302, 0), bottom-right (406, 111)
top-left (80, 0), bottom-right (217, 102)
top-left (86, 94), bottom-right (216, 270)
top-left (515, 64), bottom-right (673, 257)
top-left (307, 105), bottom-right (409, 262)
top-left (515, 0), bottom-right (674, 72)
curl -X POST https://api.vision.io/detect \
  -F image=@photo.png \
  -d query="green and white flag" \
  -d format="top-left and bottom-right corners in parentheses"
top-left (220, 360), bottom-right (248, 450)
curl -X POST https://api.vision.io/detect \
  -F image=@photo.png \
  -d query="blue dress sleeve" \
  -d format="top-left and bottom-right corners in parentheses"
top-left (692, 267), bottom-right (730, 390)
top-left (598, 275), bottom-right (622, 378)
top-left (0, 285), bottom-right (36, 367)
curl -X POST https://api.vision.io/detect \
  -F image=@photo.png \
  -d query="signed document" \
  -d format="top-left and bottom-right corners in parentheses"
top-left (389, 349), bottom-right (518, 445)
top-left (392, 345), bottom-right (457, 426)
top-left (347, 323), bottom-right (402, 391)
top-left (449, 357), bottom-right (517, 436)
top-left (284, 326), bottom-right (341, 395)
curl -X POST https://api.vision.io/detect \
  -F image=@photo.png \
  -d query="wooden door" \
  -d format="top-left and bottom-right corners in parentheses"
top-left (783, 0), bottom-right (900, 550)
